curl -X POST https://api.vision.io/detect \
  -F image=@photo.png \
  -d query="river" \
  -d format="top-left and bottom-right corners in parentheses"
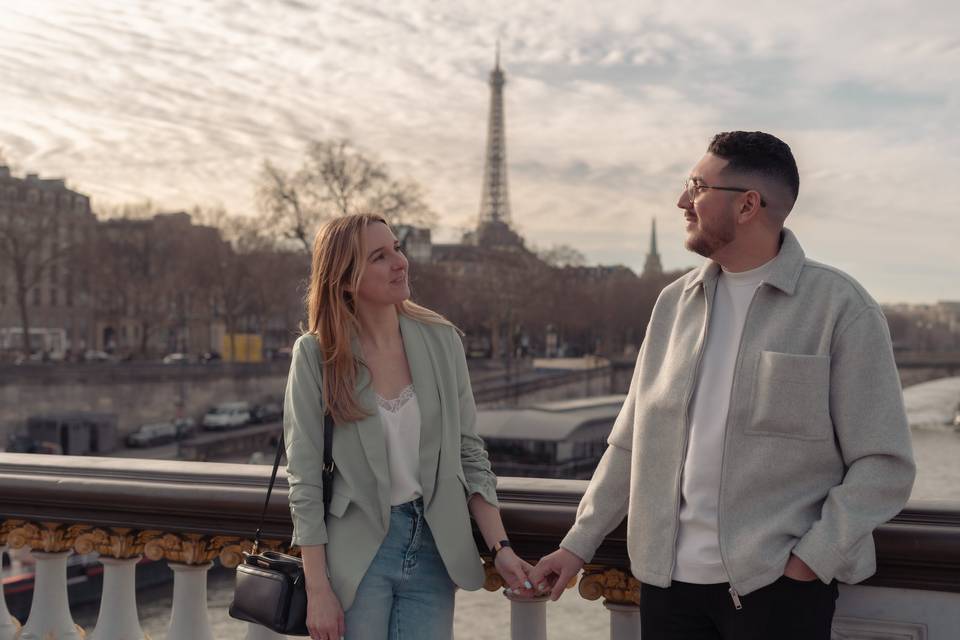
top-left (64, 377), bottom-right (960, 638)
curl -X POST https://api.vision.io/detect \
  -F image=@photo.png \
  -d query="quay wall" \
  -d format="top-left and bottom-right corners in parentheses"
top-left (0, 363), bottom-right (288, 438)
top-left (0, 356), bottom-right (942, 440)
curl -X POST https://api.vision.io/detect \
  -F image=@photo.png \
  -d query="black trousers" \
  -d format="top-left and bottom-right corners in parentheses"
top-left (640, 577), bottom-right (839, 640)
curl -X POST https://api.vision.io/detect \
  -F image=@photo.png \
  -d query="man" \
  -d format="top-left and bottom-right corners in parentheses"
top-left (529, 131), bottom-right (915, 639)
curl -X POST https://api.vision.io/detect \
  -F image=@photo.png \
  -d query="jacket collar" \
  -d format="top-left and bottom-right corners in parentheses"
top-left (683, 227), bottom-right (806, 296)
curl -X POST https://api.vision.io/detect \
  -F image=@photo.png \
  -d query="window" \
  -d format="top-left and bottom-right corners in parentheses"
top-left (50, 288), bottom-right (58, 306)
top-left (32, 287), bottom-right (41, 306)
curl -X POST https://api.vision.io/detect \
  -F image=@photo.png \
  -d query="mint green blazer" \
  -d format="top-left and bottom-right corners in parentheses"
top-left (282, 314), bottom-right (499, 611)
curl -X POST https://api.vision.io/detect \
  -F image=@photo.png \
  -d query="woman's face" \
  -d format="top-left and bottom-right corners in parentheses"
top-left (354, 221), bottom-right (410, 307)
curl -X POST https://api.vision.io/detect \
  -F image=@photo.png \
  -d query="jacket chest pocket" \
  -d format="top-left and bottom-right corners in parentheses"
top-left (746, 351), bottom-right (831, 441)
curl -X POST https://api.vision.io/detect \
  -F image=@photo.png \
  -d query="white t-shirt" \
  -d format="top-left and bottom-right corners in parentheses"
top-left (376, 384), bottom-right (424, 506)
top-left (673, 258), bottom-right (774, 584)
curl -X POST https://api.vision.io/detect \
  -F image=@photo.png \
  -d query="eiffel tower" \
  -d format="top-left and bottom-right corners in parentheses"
top-left (470, 42), bottom-right (524, 249)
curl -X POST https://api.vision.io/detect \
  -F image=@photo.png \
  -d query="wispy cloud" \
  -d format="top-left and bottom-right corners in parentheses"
top-left (0, 0), bottom-right (957, 301)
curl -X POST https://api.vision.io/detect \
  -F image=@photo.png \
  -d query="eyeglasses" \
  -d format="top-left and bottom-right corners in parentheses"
top-left (683, 178), bottom-right (766, 207)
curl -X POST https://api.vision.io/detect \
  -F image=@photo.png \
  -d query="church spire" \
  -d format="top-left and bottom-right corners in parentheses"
top-left (642, 217), bottom-right (663, 277)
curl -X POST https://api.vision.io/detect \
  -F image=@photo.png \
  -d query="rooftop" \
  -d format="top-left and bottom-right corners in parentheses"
top-left (476, 394), bottom-right (626, 441)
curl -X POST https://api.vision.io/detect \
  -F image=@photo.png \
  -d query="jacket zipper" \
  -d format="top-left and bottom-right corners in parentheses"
top-left (718, 284), bottom-right (763, 610)
top-left (667, 288), bottom-right (712, 581)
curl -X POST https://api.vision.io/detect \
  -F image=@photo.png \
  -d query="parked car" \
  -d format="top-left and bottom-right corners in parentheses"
top-left (126, 422), bottom-right (178, 448)
top-left (83, 350), bottom-right (114, 363)
top-left (199, 351), bottom-right (221, 364)
top-left (162, 353), bottom-right (191, 365)
top-left (251, 402), bottom-right (283, 424)
top-left (202, 402), bottom-right (252, 430)
top-left (173, 417), bottom-right (196, 439)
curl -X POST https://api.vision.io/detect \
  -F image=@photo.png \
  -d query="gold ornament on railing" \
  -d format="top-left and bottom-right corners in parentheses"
top-left (0, 519), bottom-right (24, 546)
top-left (578, 566), bottom-right (640, 606)
top-left (74, 527), bottom-right (152, 558)
top-left (141, 532), bottom-right (223, 565)
top-left (215, 537), bottom-right (287, 569)
top-left (482, 560), bottom-right (507, 591)
top-left (139, 531), bottom-right (285, 566)
top-left (5, 521), bottom-right (89, 553)
top-left (215, 537), bottom-right (250, 569)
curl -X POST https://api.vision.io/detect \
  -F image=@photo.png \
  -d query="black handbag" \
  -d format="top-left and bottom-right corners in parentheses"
top-left (229, 412), bottom-right (335, 636)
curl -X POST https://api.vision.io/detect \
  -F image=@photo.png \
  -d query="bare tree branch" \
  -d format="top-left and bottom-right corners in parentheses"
top-left (256, 138), bottom-right (436, 252)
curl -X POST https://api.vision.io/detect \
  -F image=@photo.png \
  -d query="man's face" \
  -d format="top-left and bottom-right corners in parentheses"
top-left (677, 153), bottom-right (738, 258)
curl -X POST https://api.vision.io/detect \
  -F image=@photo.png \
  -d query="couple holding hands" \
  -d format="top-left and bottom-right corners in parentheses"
top-left (284, 132), bottom-right (915, 640)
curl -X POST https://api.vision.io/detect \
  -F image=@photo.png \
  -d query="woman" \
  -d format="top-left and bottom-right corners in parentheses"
top-left (284, 213), bottom-right (533, 640)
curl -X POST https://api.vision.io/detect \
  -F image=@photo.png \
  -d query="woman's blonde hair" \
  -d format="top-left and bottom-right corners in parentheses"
top-left (305, 213), bottom-right (452, 424)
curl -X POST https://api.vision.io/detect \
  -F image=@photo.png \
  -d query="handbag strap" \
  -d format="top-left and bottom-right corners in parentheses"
top-left (253, 412), bottom-right (334, 553)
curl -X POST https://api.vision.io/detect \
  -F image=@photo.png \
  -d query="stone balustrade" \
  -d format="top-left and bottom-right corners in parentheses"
top-left (1, 453), bottom-right (959, 639)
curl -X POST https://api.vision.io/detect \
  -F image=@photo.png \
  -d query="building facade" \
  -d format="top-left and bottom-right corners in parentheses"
top-left (0, 167), bottom-right (98, 359)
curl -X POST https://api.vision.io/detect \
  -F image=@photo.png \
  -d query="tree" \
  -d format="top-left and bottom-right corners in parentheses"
top-left (192, 206), bottom-right (307, 357)
top-left (537, 244), bottom-right (587, 268)
top-left (82, 212), bottom-right (182, 357)
top-left (257, 139), bottom-right (436, 252)
top-left (0, 183), bottom-right (82, 356)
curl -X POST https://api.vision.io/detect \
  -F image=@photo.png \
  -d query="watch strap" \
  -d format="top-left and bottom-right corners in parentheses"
top-left (491, 539), bottom-right (511, 559)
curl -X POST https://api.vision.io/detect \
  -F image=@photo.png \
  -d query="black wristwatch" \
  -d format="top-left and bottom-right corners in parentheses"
top-left (490, 539), bottom-right (511, 559)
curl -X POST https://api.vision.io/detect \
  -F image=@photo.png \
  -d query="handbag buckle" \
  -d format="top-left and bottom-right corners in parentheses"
top-left (323, 460), bottom-right (335, 473)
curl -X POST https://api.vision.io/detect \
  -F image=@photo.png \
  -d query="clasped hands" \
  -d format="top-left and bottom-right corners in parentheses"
top-left (501, 548), bottom-right (819, 603)
top-left (495, 547), bottom-right (585, 601)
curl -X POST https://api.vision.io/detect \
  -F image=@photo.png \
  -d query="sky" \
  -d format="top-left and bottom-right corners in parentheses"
top-left (1, 0), bottom-right (958, 303)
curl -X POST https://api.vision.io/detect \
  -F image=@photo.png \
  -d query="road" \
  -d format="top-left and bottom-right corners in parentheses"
top-left (111, 421), bottom-right (281, 461)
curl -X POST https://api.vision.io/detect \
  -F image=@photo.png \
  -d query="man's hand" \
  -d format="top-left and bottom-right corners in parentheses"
top-left (527, 547), bottom-right (585, 601)
top-left (783, 554), bottom-right (818, 582)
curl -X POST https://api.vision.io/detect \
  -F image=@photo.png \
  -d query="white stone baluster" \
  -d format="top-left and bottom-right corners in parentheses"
top-left (605, 601), bottom-right (641, 640)
top-left (89, 556), bottom-right (146, 640)
top-left (505, 591), bottom-right (548, 640)
top-left (244, 623), bottom-right (289, 639)
top-left (18, 550), bottom-right (84, 640)
top-left (0, 546), bottom-right (22, 640)
top-left (167, 561), bottom-right (214, 640)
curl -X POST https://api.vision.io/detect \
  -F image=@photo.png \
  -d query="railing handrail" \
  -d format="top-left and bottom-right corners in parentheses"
top-left (2, 452), bottom-right (959, 593)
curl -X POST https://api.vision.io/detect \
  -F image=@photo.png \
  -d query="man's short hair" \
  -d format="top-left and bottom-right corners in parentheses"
top-left (707, 131), bottom-right (799, 204)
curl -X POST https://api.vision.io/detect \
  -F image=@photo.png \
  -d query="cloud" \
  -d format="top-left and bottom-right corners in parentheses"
top-left (0, 0), bottom-right (957, 301)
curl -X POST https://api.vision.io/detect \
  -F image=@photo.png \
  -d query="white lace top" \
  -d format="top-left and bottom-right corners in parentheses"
top-left (375, 384), bottom-right (423, 506)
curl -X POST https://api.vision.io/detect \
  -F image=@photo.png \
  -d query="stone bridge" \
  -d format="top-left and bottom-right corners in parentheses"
top-left (894, 351), bottom-right (960, 388)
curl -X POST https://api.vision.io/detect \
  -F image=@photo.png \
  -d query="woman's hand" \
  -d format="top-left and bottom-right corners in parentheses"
top-left (306, 583), bottom-right (345, 640)
top-left (494, 547), bottom-right (536, 597)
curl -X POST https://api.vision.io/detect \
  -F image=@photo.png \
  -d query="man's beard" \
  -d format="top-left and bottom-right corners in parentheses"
top-left (684, 210), bottom-right (736, 258)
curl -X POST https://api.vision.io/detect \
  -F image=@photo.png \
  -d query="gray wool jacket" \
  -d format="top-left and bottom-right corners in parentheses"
top-left (560, 229), bottom-right (915, 597)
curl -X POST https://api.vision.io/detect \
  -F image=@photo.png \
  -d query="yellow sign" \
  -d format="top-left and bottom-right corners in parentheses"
top-left (221, 333), bottom-right (263, 362)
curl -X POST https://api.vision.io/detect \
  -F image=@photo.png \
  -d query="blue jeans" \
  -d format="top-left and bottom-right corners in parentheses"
top-left (343, 498), bottom-right (456, 640)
